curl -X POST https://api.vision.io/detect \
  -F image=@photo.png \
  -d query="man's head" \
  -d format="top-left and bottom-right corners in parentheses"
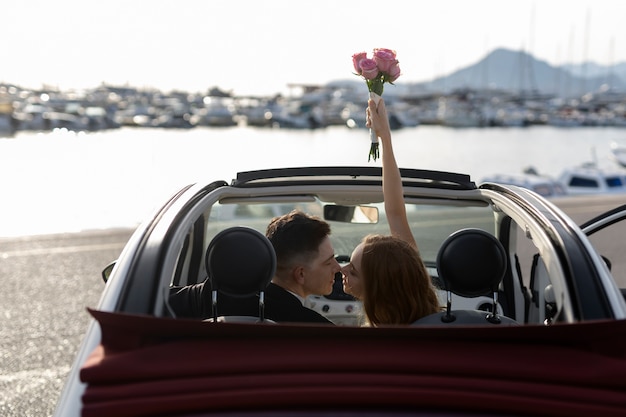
top-left (266, 210), bottom-right (340, 298)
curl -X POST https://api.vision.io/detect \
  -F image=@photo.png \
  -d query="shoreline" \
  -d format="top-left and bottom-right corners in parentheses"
top-left (0, 226), bottom-right (138, 242)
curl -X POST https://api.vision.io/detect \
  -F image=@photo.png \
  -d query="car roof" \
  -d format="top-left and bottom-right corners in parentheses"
top-left (232, 166), bottom-right (477, 190)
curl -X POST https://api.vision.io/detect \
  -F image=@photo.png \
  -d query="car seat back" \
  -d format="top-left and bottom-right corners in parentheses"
top-left (414, 228), bottom-right (518, 326)
top-left (205, 226), bottom-right (276, 322)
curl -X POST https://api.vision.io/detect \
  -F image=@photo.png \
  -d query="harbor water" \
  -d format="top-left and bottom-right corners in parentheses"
top-left (1, 124), bottom-right (625, 237)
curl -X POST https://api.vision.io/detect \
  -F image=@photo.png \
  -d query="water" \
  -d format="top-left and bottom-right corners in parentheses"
top-left (1, 125), bottom-right (624, 237)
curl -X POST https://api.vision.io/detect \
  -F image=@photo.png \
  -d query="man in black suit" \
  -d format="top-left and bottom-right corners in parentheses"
top-left (169, 210), bottom-right (340, 324)
top-left (260, 210), bottom-right (340, 323)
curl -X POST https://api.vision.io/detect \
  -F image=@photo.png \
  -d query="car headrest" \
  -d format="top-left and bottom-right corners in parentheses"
top-left (436, 228), bottom-right (507, 297)
top-left (205, 226), bottom-right (276, 297)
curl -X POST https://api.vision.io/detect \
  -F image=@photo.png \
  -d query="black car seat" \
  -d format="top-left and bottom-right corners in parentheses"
top-left (205, 226), bottom-right (276, 323)
top-left (413, 228), bottom-right (519, 326)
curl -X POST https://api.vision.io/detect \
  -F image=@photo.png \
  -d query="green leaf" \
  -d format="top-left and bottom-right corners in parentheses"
top-left (368, 142), bottom-right (380, 162)
top-left (369, 78), bottom-right (384, 96)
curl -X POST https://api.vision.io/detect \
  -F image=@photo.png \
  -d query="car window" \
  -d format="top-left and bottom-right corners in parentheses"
top-left (206, 201), bottom-right (322, 238)
top-left (331, 203), bottom-right (497, 270)
top-left (204, 200), bottom-right (495, 268)
top-left (404, 204), bottom-right (496, 264)
top-left (183, 199), bottom-right (500, 325)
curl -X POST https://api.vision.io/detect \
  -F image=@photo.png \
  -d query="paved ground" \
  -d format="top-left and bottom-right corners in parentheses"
top-left (0, 228), bottom-right (134, 417)
top-left (0, 194), bottom-right (625, 416)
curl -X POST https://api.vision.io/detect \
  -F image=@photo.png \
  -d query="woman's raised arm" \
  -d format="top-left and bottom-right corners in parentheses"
top-left (366, 98), bottom-right (417, 249)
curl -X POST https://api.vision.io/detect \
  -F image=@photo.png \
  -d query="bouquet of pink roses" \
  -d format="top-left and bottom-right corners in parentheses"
top-left (352, 48), bottom-right (401, 161)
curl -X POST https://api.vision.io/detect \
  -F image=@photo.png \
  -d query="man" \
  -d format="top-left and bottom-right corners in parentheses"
top-left (262, 210), bottom-right (340, 323)
top-left (169, 210), bottom-right (340, 324)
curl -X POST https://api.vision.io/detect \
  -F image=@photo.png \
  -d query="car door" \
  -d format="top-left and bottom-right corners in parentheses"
top-left (579, 204), bottom-right (626, 299)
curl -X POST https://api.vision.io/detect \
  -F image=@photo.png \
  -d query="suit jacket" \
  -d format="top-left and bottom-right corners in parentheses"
top-left (168, 281), bottom-right (333, 325)
top-left (263, 283), bottom-right (333, 324)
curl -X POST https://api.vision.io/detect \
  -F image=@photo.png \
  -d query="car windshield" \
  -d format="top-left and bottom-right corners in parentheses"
top-left (205, 199), bottom-right (496, 267)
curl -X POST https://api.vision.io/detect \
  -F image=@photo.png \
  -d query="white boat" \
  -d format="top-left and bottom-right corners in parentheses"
top-left (0, 115), bottom-right (15, 135)
top-left (190, 97), bottom-right (237, 127)
top-left (114, 104), bottom-right (156, 127)
top-left (558, 162), bottom-right (626, 194)
top-left (481, 168), bottom-right (567, 198)
top-left (610, 142), bottom-right (626, 168)
top-left (11, 102), bottom-right (49, 131)
top-left (43, 111), bottom-right (90, 131)
top-left (437, 92), bottom-right (485, 128)
top-left (0, 101), bottom-right (15, 135)
top-left (0, 113), bottom-right (15, 136)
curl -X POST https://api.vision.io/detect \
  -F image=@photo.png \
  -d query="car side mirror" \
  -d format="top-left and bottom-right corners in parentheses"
top-left (324, 204), bottom-right (378, 224)
top-left (102, 261), bottom-right (116, 283)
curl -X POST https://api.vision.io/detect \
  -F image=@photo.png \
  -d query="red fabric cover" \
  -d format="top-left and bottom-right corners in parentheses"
top-left (80, 308), bottom-right (626, 417)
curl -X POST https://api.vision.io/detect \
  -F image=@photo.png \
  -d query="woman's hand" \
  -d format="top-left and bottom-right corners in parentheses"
top-left (366, 98), bottom-right (391, 141)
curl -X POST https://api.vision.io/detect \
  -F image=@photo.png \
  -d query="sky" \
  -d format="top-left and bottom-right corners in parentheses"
top-left (3, 0), bottom-right (626, 96)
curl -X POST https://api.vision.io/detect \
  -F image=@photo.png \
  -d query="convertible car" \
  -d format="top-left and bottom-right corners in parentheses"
top-left (55, 166), bottom-right (626, 417)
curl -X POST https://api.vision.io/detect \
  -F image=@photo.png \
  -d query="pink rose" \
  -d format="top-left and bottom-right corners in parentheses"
top-left (352, 52), bottom-right (368, 74)
top-left (373, 48), bottom-right (397, 73)
top-left (359, 58), bottom-right (379, 80)
top-left (387, 62), bottom-right (401, 82)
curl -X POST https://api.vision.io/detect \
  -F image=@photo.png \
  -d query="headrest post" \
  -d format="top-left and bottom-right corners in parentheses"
top-left (442, 290), bottom-right (456, 323)
top-left (258, 291), bottom-right (265, 322)
top-left (486, 290), bottom-right (502, 324)
top-left (211, 290), bottom-right (218, 322)
top-left (492, 291), bottom-right (499, 315)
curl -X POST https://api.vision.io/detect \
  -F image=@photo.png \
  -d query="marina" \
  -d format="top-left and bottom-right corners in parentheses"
top-left (3, 78), bottom-right (626, 137)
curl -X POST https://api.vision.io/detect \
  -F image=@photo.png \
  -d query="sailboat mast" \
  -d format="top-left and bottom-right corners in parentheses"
top-left (581, 8), bottom-right (591, 96)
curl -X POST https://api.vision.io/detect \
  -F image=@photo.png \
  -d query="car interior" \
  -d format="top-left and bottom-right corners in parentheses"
top-left (156, 193), bottom-right (580, 327)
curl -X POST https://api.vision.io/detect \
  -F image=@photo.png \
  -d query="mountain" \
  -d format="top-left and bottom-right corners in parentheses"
top-left (561, 61), bottom-right (626, 83)
top-left (408, 48), bottom-right (626, 97)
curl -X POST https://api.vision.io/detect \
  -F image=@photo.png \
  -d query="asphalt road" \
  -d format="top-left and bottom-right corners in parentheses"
top-left (0, 228), bottom-right (134, 417)
top-left (1, 194), bottom-right (625, 416)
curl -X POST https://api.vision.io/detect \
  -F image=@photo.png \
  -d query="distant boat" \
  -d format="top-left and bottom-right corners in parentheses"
top-left (190, 97), bottom-right (237, 127)
top-left (342, 101), bottom-right (415, 130)
top-left (0, 116), bottom-right (15, 136)
top-left (42, 111), bottom-right (90, 131)
top-left (0, 102), bottom-right (16, 136)
top-left (437, 92), bottom-right (485, 128)
top-left (12, 102), bottom-right (49, 130)
top-left (558, 162), bottom-right (626, 195)
top-left (610, 141), bottom-right (626, 168)
top-left (481, 167), bottom-right (567, 198)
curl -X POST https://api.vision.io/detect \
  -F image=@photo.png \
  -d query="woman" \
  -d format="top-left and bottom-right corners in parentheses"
top-left (342, 98), bottom-right (440, 325)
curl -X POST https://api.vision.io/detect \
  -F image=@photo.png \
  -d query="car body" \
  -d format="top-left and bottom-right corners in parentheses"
top-left (55, 166), bottom-right (626, 417)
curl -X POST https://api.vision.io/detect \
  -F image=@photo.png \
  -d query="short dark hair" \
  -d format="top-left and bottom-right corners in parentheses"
top-left (266, 210), bottom-right (331, 270)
